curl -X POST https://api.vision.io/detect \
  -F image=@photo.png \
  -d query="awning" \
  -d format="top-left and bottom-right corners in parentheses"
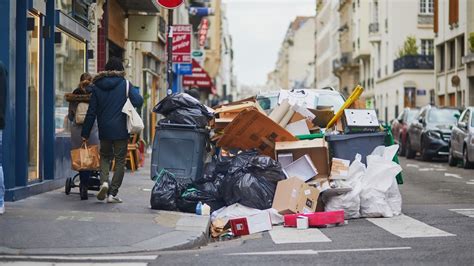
top-left (182, 59), bottom-right (217, 94)
top-left (117, 0), bottom-right (160, 12)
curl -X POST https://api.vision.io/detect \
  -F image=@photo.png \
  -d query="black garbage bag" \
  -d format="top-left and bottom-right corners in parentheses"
top-left (150, 170), bottom-right (186, 211)
top-left (196, 181), bottom-right (220, 199)
top-left (177, 188), bottom-right (225, 213)
top-left (194, 160), bottom-right (217, 184)
top-left (160, 107), bottom-right (211, 128)
top-left (221, 150), bottom-right (286, 210)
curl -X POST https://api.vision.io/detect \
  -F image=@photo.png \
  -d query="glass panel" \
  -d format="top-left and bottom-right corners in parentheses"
top-left (56, 0), bottom-right (73, 15)
top-left (27, 13), bottom-right (40, 182)
top-left (428, 109), bottom-right (460, 124)
top-left (55, 30), bottom-right (86, 134)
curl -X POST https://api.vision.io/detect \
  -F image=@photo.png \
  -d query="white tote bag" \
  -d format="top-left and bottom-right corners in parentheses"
top-left (122, 80), bottom-right (144, 134)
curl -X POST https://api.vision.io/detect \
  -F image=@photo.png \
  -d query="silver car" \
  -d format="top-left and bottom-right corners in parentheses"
top-left (449, 107), bottom-right (474, 168)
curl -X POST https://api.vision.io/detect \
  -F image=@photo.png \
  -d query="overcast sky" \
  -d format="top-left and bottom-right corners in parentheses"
top-left (223, 0), bottom-right (315, 86)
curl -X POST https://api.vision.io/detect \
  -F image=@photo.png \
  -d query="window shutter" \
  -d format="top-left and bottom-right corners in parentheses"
top-left (449, 0), bottom-right (459, 26)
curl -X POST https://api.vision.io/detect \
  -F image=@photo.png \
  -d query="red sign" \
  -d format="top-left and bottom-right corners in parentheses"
top-left (172, 24), bottom-right (192, 63)
top-left (198, 18), bottom-right (209, 47)
top-left (155, 0), bottom-right (184, 9)
top-left (182, 59), bottom-right (216, 94)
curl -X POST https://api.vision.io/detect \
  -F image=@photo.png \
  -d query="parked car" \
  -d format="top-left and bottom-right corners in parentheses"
top-left (406, 105), bottom-right (460, 161)
top-left (448, 107), bottom-right (474, 168)
top-left (391, 107), bottom-right (420, 156)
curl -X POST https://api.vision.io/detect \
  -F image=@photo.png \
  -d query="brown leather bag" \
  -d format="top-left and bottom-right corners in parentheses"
top-left (71, 142), bottom-right (100, 171)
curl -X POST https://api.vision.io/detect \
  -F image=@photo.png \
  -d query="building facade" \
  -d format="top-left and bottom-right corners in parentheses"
top-left (268, 16), bottom-right (315, 90)
top-left (435, 0), bottom-right (474, 107)
top-left (315, 0), bottom-right (340, 90)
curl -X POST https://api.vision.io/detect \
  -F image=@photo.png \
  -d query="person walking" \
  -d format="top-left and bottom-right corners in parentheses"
top-left (66, 73), bottom-right (99, 200)
top-left (81, 57), bottom-right (143, 203)
top-left (0, 60), bottom-right (7, 214)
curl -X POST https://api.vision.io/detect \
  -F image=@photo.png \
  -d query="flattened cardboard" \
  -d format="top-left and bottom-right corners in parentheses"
top-left (229, 212), bottom-right (272, 236)
top-left (309, 109), bottom-right (335, 128)
top-left (218, 109), bottom-right (297, 158)
top-left (272, 177), bottom-right (320, 215)
top-left (275, 139), bottom-right (329, 179)
top-left (330, 158), bottom-right (350, 180)
top-left (285, 120), bottom-right (310, 136)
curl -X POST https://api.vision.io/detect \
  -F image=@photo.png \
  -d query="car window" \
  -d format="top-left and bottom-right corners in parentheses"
top-left (461, 110), bottom-right (470, 124)
top-left (427, 109), bottom-right (460, 124)
top-left (406, 110), bottom-right (419, 123)
top-left (316, 93), bottom-right (345, 112)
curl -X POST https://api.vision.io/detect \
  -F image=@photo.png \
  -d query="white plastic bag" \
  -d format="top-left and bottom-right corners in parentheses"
top-left (360, 145), bottom-right (403, 218)
top-left (211, 203), bottom-right (283, 225)
top-left (122, 80), bottom-right (144, 134)
top-left (325, 154), bottom-right (365, 219)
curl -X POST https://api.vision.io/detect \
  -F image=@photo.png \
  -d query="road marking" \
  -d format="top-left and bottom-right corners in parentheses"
top-left (225, 246), bottom-right (412, 256)
top-left (0, 255), bottom-right (158, 262)
top-left (366, 215), bottom-right (455, 238)
top-left (269, 226), bottom-right (331, 244)
top-left (444, 173), bottom-right (463, 179)
top-left (467, 182), bottom-right (474, 185)
top-left (450, 209), bottom-right (474, 218)
top-left (0, 263), bottom-right (146, 266)
top-left (406, 164), bottom-right (419, 168)
top-left (434, 168), bottom-right (447, 172)
top-left (418, 168), bottom-right (434, 172)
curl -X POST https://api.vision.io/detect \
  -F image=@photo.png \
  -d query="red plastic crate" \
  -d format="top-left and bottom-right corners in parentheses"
top-left (284, 210), bottom-right (345, 228)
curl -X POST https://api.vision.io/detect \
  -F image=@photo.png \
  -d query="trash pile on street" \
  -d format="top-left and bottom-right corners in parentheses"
top-left (149, 86), bottom-right (404, 239)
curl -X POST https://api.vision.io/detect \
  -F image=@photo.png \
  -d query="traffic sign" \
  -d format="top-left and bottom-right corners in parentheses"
top-left (154, 0), bottom-right (184, 9)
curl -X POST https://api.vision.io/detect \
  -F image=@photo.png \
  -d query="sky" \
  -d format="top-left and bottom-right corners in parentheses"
top-left (223, 0), bottom-right (315, 86)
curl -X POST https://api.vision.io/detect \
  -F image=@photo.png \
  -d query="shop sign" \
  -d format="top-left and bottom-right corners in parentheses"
top-left (172, 24), bottom-right (192, 63)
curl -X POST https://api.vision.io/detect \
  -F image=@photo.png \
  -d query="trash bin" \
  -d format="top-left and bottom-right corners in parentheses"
top-left (325, 132), bottom-right (386, 165)
top-left (151, 122), bottom-right (208, 184)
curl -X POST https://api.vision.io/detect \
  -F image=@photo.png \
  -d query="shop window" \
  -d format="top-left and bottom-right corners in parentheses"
top-left (27, 12), bottom-right (40, 182)
top-left (55, 30), bottom-right (86, 134)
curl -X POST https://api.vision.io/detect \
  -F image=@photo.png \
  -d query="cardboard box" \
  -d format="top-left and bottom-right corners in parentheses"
top-left (272, 177), bottom-right (320, 215)
top-left (277, 153), bottom-right (294, 168)
top-left (330, 158), bottom-right (350, 180)
top-left (229, 212), bottom-right (272, 236)
top-left (283, 154), bottom-right (318, 182)
top-left (275, 139), bottom-right (330, 179)
top-left (218, 109), bottom-right (297, 158)
top-left (285, 119), bottom-right (310, 136)
top-left (309, 109), bottom-right (335, 128)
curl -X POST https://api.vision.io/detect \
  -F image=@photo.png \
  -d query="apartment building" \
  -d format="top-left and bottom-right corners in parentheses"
top-left (267, 16), bottom-right (315, 89)
top-left (315, 0), bottom-right (340, 90)
top-left (435, 0), bottom-right (474, 107)
top-left (371, 0), bottom-right (435, 122)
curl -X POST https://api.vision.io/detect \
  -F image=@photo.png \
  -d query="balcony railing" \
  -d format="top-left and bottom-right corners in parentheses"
top-left (393, 55), bottom-right (434, 72)
top-left (369, 22), bottom-right (379, 33)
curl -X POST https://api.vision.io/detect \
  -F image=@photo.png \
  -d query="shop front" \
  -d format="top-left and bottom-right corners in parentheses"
top-left (0, 0), bottom-right (92, 201)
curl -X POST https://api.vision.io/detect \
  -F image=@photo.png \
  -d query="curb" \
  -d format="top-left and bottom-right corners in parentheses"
top-left (0, 214), bottom-right (211, 256)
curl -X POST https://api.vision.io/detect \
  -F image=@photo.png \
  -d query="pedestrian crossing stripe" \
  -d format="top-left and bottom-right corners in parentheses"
top-left (449, 209), bottom-right (474, 218)
top-left (270, 214), bottom-right (454, 244)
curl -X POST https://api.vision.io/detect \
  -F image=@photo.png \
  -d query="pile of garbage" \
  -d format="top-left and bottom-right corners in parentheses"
top-left (149, 86), bottom-right (404, 238)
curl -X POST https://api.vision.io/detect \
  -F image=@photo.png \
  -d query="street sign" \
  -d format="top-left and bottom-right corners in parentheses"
top-left (192, 50), bottom-right (204, 57)
top-left (154, 0), bottom-right (184, 9)
top-left (172, 24), bottom-right (192, 63)
top-left (189, 7), bottom-right (214, 16)
top-left (174, 63), bottom-right (193, 75)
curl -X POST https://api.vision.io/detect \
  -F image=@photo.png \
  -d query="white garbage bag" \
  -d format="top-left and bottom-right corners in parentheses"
top-left (211, 203), bottom-right (283, 225)
top-left (360, 145), bottom-right (403, 218)
top-left (325, 154), bottom-right (366, 219)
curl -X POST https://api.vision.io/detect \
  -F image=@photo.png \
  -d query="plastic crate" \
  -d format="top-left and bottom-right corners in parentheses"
top-left (151, 122), bottom-right (208, 184)
top-left (325, 132), bottom-right (386, 165)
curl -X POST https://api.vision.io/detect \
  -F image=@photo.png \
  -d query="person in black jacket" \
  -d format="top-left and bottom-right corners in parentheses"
top-left (0, 60), bottom-right (6, 214)
top-left (81, 58), bottom-right (143, 203)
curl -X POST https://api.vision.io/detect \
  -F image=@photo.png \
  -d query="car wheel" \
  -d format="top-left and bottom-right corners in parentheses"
top-left (406, 137), bottom-right (416, 159)
top-left (420, 142), bottom-right (432, 161)
top-left (448, 146), bottom-right (458, 167)
top-left (463, 146), bottom-right (474, 169)
top-left (398, 134), bottom-right (406, 157)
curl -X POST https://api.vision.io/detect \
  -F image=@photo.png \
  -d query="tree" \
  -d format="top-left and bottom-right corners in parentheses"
top-left (397, 36), bottom-right (419, 58)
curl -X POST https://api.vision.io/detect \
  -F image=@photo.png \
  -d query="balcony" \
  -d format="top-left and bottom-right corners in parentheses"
top-left (393, 55), bottom-right (434, 72)
top-left (418, 14), bottom-right (434, 26)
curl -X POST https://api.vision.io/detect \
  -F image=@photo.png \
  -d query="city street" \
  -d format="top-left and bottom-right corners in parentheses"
top-left (1, 157), bottom-right (473, 265)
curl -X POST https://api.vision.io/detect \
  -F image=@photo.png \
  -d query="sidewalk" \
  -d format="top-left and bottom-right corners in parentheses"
top-left (0, 159), bottom-right (210, 255)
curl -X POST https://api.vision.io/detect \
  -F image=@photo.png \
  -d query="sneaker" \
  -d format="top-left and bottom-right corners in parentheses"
top-left (97, 182), bottom-right (109, 201)
top-left (0, 205), bottom-right (4, 215)
top-left (107, 195), bottom-right (122, 203)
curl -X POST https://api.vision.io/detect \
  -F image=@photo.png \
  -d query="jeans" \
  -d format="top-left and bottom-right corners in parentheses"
top-left (79, 171), bottom-right (92, 187)
top-left (99, 139), bottom-right (128, 196)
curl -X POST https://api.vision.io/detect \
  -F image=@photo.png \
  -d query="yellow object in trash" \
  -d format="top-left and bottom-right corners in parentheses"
top-left (326, 85), bottom-right (364, 129)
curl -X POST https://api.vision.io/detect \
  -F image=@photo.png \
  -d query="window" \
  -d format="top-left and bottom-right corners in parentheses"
top-left (429, 89), bottom-right (435, 105)
top-left (55, 31), bottom-right (86, 134)
top-left (449, 40), bottom-right (455, 69)
top-left (421, 39), bottom-right (434, 55)
top-left (438, 44), bottom-right (445, 72)
top-left (373, 0), bottom-right (379, 23)
top-left (458, 35), bottom-right (465, 67)
top-left (420, 0), bottom-right (434, 14)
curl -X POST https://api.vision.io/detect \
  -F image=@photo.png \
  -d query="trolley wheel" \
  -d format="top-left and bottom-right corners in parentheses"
top-left (65, 177), bottom-right (72, 195)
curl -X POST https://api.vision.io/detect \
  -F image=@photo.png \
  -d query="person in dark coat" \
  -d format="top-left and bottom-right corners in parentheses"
top-left (81, 57), bottom-right (143, 203)
top-left (0, 60), bottom-right (7, 214)
top-left (66, 73), bottom-right (99, 200)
